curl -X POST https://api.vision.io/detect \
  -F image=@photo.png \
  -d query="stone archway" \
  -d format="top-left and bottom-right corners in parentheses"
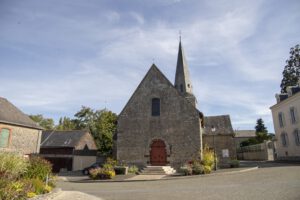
top-left (150, 139), bottom-right (167, 166)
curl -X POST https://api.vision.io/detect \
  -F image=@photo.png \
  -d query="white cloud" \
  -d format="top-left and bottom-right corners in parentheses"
top-left (0, 0), bottom-right (299, 132)
top-left (130, 12), bottom-right (145, 25)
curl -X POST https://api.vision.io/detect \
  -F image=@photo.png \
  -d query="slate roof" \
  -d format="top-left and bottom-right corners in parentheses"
top-left (203, 115), bottom-right (234, 135)
top-left (234, 130), bottom-right (256, 138)
top-left (0, 97), bottom-right (43, 130)
top-left (41, 130), bottom-right (88, 148)
top-left (175, 40), bottom-right (193, 95)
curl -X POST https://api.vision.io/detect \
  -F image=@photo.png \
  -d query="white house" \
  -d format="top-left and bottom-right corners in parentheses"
top-left (270, 81), bottom-right (300, 161)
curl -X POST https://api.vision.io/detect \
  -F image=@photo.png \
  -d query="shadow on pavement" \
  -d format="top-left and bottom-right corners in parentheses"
top-left (239, 160), bottom-right (300, 168)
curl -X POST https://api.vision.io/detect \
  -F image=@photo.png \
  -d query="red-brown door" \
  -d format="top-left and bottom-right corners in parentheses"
top-left (150, 139), bottom-right (167, 166)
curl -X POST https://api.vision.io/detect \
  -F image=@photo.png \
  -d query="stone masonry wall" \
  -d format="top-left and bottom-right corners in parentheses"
top-left (203, 134), bottom-right (236, 168)
top-left (0, 123), bottom-right (41, 155)
top-left (117, 66), bottom-right (202, 169)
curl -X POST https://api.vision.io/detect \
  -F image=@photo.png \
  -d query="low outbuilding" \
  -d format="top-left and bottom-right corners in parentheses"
top-left (203, 115), bottom-right (237, 168)
top-left (40, 130), bottom-right (97, 173)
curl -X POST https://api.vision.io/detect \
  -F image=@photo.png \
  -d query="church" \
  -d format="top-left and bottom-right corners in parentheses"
top-left (115, 40), bottom-right (235, 169)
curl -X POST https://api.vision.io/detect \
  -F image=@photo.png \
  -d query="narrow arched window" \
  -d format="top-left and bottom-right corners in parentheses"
top-left (152, 98), bottom-right (160, 116)
top-left (180, 84), bottom-right (183, 92)
top-left (278, 112), bottom-right (285, 128)
top-left (294, 129), bottom-right (300, 146)
top-left (281, 132), bottom-right (288, 147)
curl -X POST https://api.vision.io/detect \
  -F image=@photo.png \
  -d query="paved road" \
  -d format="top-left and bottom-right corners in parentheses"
top-left (58, 163), bottom-right (300, 200)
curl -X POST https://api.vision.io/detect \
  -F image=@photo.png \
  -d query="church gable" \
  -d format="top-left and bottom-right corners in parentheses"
top-left (119, 64), bottom-right (198, 119)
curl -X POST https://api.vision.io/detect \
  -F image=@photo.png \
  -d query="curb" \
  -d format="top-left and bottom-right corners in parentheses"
top-left (66, 166), bottom-right (259, 183)
top-left (30, 188), bottom-right (62, 200)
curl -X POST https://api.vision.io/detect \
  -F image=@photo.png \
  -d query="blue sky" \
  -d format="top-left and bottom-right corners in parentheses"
top-left (1, 0), bottom-right (300, 132)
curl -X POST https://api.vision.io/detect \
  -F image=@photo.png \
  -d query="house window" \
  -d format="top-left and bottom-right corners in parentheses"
top-left (294, 129), bottom-right (300, 146)
top-left (290, 107), bottom-right (297, 124)
top-left (0, 128), bottom-right (10, 148)
top-left (278, 112), bottom-right (284, 128)
top-left (281, 132), bottom-right (288, 147)
top-left (152, 98), bottom-right (160, 116)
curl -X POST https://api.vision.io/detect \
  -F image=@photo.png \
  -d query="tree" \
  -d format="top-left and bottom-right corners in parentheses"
top-left (255, 118), bottom-right (267, 134)
top-left (73, 106), bottom-right (117, 155)
top-left (29, 114), bottom-right (55, 130)
top-left (280, 44), bottom-right (300, 93)
top-left (240, 118), bottom-right (271, 147)
top-left (56, 117), bottom-right (77, 130)
top-left (255, 118), bottom-right (271, 143)
top-left (96, 110), bottom-right (117, 154)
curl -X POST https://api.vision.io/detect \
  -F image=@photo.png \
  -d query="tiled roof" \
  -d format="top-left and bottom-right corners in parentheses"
top-left (203, 115), bottom-right (234, 135)
top-left (0, 97), bottom-right (43, 130)
top-left (41, 130), bottom-right (89, 148)
top-left (234, 130), bottom-right (256, 138)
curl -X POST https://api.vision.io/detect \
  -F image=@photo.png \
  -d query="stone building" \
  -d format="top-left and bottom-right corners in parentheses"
top-left (270, 81), bottom-right (300, 161)
top-left (116, 41), bottom-right (204, 169)
top-left (203, 115), bottom-right (236, 167)
top-left (40, 130), bottom-right (97, 172)
top-left (0, 97), bottom-right (43, 155)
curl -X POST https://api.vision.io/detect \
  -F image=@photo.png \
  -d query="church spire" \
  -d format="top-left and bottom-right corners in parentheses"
top-left (174, 39), bottom-right (197, 107)
top-left (175, 40), bottom-right (193, 95)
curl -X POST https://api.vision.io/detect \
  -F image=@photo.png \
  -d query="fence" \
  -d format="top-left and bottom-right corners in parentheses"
top-left (237, 141), bottom-right (274, 161)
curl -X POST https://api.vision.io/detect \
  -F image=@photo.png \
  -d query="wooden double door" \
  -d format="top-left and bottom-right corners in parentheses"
top-left (150, 139), bottom-right (167, 166)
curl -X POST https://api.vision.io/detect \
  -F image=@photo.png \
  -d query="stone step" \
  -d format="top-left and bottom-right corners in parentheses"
top-left (139, 166), bottom-right (176, 175)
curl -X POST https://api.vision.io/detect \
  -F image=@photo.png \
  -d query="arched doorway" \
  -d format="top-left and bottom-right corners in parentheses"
top-left (150, 139), bottom-right (167, 166)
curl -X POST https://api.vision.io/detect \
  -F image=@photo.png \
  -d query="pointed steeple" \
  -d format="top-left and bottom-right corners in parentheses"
top-left (174, 40), bottom-right (197, 106)
top-left (175, 40), bottom-right (193, 94)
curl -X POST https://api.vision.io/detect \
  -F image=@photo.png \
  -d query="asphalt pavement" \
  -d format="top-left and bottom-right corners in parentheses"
top-left (57, 161), bottom-right (300, 200)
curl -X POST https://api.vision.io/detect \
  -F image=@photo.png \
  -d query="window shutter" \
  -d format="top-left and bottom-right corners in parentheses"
top-left (294, 107), bottom-right (299, 123)
top-left (0, 129), bottom-right (10, 148)
top-left (282, 113), bottom-right (286, 127)
top-left (294, 129), bottom-right (300, 146)
top-left (289, 108), bottom-right (293, 124)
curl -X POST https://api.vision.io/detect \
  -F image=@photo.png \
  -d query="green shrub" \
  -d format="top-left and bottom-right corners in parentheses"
top-left (0, 179), bottom-right (33, 200)
top-left (27, 192), bottom-right (37, 198)
top-left (201, 146), bottom-right (217, 174)
top-left (89, 168), bottom-right (100, 180)
top-left (0, 152), bottom-right (28, 180)
top-left (179, 164), bottom-right (193, 176)
top-left (0, 154), bottom-right (53, 200)
top-left (201, 146), bottom-right (215, 168)
top-left (114, 166), bottom-right (128, 175)
top-left (31, 178), bottom-right (46, 195)
top-left (192, 162), bottom-right (204, 175)
top-left (23, 157), bottom-right (52, 181)
top-left (203, 165), bottom-right (212, 174)
top-left (103, 163), bottom-right (114, 170)
top-left (89, 168), bottom-right (116, 180)
top-left (230, 160), bottom-right (240, 168)
top-left (47, 174), bottom-right (57, 188)
top-left (128, 165), bottom-right (139, 174)
top-left (105, 158), bottom-right (117, 167)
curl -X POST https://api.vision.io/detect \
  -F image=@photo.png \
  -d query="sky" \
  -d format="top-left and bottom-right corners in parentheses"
top-left (0, 0), bottom-right (300, 132)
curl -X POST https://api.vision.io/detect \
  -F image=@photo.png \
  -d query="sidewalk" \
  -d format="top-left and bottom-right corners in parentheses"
top-left (59, 165), bottom-right (259, 183)
top-left (51, 191), bottom-right (102, 200)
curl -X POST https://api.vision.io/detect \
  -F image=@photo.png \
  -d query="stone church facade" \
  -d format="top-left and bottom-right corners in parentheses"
top-left (116, 41), bottom-right (204, 169)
